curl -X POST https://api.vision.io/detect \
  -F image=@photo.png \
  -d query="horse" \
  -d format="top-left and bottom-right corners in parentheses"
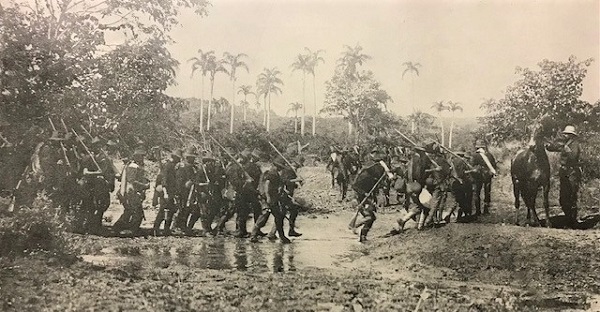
top-left (511, 121), bottom-right (552, 227)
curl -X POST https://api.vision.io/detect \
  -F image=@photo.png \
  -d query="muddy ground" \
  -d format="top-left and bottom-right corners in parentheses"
top-left (1, 163), bottom-right (600, 311)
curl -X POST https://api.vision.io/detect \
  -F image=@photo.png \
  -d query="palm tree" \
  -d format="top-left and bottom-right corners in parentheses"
top-left (237, 85), bottom-right (255, 122)
top-left (223, 52), bottom-right (249, 133)
top-left (256, 68), bottom-right (283, 132)
top-left (189, 49), bottom-right (213, 131)
top-left (206, 55), bottom-right (228, 131)
top-left (338, 44), bottom-right (371, 79)
top-left (287, 102), bottom-right (303, 133)
top-left (291, 53), bottom-right (311, 136)
top-left (408, 109), bottom-right (433, 134)
top-left (403, 61), bottom-right (422, 116)
top-left (431, 100), bottom-right (449, 145)
top-left (447, 101), bottom-right (463, 148)
top-left (305, 47), bottom-right (325, 136)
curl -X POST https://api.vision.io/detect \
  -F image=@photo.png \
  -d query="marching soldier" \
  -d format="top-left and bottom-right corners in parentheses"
top-left (113, 148), bottom-right (150, 235)
top-left (245, 148), bottom-right (265, 236)
top-left (201, 151), bottom-right (223, 235)
top-left (445, 148), bottom-right (474, 222)
top-left (251, 156), bottom-right (291, 244)
top-left (267, 159), bottom-right (303, 240)
top-left (153, 149), bottom-right (182, 236)
top-left (547, 125), bottom-right (582, 225)
top-left (472, 139), bottom-right (497, 215)
top-left (423, 141), bottom-right (451, 226)
top-left (81, 137), bottom-right (117, 234)
top-left (174, 147), bottom-right (202, 234)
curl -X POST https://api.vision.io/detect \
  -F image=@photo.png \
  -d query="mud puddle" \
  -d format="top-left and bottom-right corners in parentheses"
top-left (82, 213), bottom-right (364, 273)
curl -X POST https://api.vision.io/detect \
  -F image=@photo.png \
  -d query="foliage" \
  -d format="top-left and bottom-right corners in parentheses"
top-left (0, 195), bottom-right (73, 258)
top-left (480, 56), bottom-right (595, 142)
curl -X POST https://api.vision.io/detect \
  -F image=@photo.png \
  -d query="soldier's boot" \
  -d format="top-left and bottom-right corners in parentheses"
top-left (359, 228), bottom-right (368, 243)
top-left (288, 216), bottom-right (302, 237)
top-left (275, 216), bottom-right (291, 244)
top-left (187, 213), bottom-right (202, 234)
top-left (483, 202), bottom-right (490, 215)
top-left (266, 223), bottom-right (277, 240)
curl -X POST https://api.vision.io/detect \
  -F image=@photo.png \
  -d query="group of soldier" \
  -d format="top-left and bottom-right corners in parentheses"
top-left (335, 125), bottom-right (582, 242)
top-left (12, 124), bottom-right (305, 244)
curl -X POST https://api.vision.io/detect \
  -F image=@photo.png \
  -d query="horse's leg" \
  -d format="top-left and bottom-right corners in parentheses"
top-left (542, 183), bottom-right (552, 228)
top-left (526, 189), bottom-right (540, 226)
top-left (513, 179), bottom-right (521, 225)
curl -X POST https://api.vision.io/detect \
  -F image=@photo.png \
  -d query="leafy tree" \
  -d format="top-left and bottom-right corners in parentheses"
top-left (305, 47), bottom-right (325, 136)
top-left (189, 49), bottom-right (214, 132)
top-left (322, 68), bottom-right (392, 143)
top-left (408, 109), bottom-right (435, 135)
top-left (287, 102), bottom-right (303, 133)
top-left (223, 52), bottom-right (249, 133)
top-left (256, 67), bottom-right (283, 132)
top-left (480, 56), bottom-right (595, 142)
top-left (237, 85), bottom-right (255, 122)
top-left (447, 101), bottom-right (463, 148)
top-left (431, 100), bottom-right (448, 145)
top-left (291, 53), bottom-right (311, 136)
top-left (338, 44), bottom-right (371, 79)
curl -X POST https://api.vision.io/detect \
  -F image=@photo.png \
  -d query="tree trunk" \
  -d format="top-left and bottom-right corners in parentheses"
top-left (301, 72), bottom-right (306, 136)
top-left (263, 96), bottom-right (267, 127)
top-left (312, 74), bottom-right (316, 136)
top-left (200, 75), bottom-right (205, 132)
top-left (411, 120), bottom-right (415, 133)
top-left (230, 80), bottom-right (235, 134)
top-left (207, 78), bottom-right (214, 131)
top-left (294, 112), bottom-right (298, 133)
top-left (440, 117), bottom-right (445, 146)
top-left (348, 120), bottom-right (352, 135)
top-left (243, 94), bottom-right (247, 122)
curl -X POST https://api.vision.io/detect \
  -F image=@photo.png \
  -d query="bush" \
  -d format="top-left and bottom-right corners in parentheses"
top-left (0, 195), bottom-right (73, 258)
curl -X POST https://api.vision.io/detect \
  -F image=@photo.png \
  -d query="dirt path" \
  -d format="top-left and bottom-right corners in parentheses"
top-left (1, 165), bottom-right (600, 311)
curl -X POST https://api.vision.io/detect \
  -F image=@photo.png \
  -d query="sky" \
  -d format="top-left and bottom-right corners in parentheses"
top-left (164, 0), bottom-right (600, 118)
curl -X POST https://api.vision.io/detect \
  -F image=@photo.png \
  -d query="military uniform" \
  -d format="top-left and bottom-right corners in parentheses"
top-left (251, 157), bottom-right (290, 244)
top-left (471, 140), bottom-right (497, 215)
top-left (153, 150), bottom-right (181, 235)
top-left (113, 149), bottom-right (149, 235)
top-left (547, 126), bottom-right (582, 224)
top-left (174, 149), bottom-right (204, 233)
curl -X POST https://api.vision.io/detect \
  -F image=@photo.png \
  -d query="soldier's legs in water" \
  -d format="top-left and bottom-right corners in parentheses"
top-left (164, 196), bottom-right (178, 233)
top-left (251, 200), bottom-right (272, 240)
top-left (154, 204), bottom-right (166, 234)
top-left (483, 179), bottom-right (492, 214)
top-left (92, 190), bottom-right (111, 233)
top-left (271, 202), bottom-right (290, 243)
top-left (288, 203), bottom-right (301, 236)
top-left (216, 200), bottom-right (237, 234)
top-left (113, 193), bottom-right (134, 232)
top-left (424, 187), bottom-right (442, 226)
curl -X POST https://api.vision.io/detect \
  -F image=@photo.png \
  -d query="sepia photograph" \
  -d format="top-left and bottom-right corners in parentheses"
top-left (0, 0), bottom-right (599, 310)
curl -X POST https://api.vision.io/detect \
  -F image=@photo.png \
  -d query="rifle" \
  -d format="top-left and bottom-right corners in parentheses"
top-left (348, 172), bottom-right (387, 229)
top-left (394, 129), bottom-right (441, 169)
top-left (48, 118), bottom-right (71, 167)
top-left (434, 140), bottom-right (475, 171)
top-left (186, 183), bottom-right (196, 208)
top-left (268, 141), bottom-right (298, 174)
top-left (72, 129), bottom-right (102, 172)
top-left (7, 164), bottom-right (29, 212)
top-left (209, 135), bottom-right (253, 182)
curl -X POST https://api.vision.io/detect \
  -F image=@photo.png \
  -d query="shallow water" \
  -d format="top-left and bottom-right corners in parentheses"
top-left (82, 213), bottom-right (364, 273)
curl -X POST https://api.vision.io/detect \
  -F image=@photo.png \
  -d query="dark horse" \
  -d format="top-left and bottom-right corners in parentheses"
top-left (511, 120), bottom-right (552, 227)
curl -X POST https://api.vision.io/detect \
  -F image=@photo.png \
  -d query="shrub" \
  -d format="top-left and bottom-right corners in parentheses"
top-left (0, 194), bottom-right (73, 258)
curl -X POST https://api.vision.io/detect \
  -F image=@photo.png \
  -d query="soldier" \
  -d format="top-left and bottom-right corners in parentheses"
top-left (547, 125), bottom-right (582, 225)
top-left (245, 148), bottom-right (265, 236)
top-left (113, 148), bottom-right (150, 235)
top-left (174, 147), bottom-right (201, 234)
top-left (445, 149), bottom-right (475, 222)
top-left (39, 130), bottom-right (71, 209)
top-left (81, 137), bottom-right (117, 234)
top-left (215, 148), bottom-right (251, 236)
top-left (201, 151), bottom-right (224, 235)
top-left (153, 149), bottom-right (182, 236)
top-left (471, 139), bottom-right (497, 215)
top-left (352, 150), bottom-right (395, 242)
top-left (423, 141), bottom-right (451, 226)
top-left (267, 159), bottom-right (303, 240)
top-left (250, 156), bottom-right (291, 244)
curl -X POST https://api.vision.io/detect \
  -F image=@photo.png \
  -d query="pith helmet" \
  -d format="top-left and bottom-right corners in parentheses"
top-left (562, 125), bottom-right (577, 136)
